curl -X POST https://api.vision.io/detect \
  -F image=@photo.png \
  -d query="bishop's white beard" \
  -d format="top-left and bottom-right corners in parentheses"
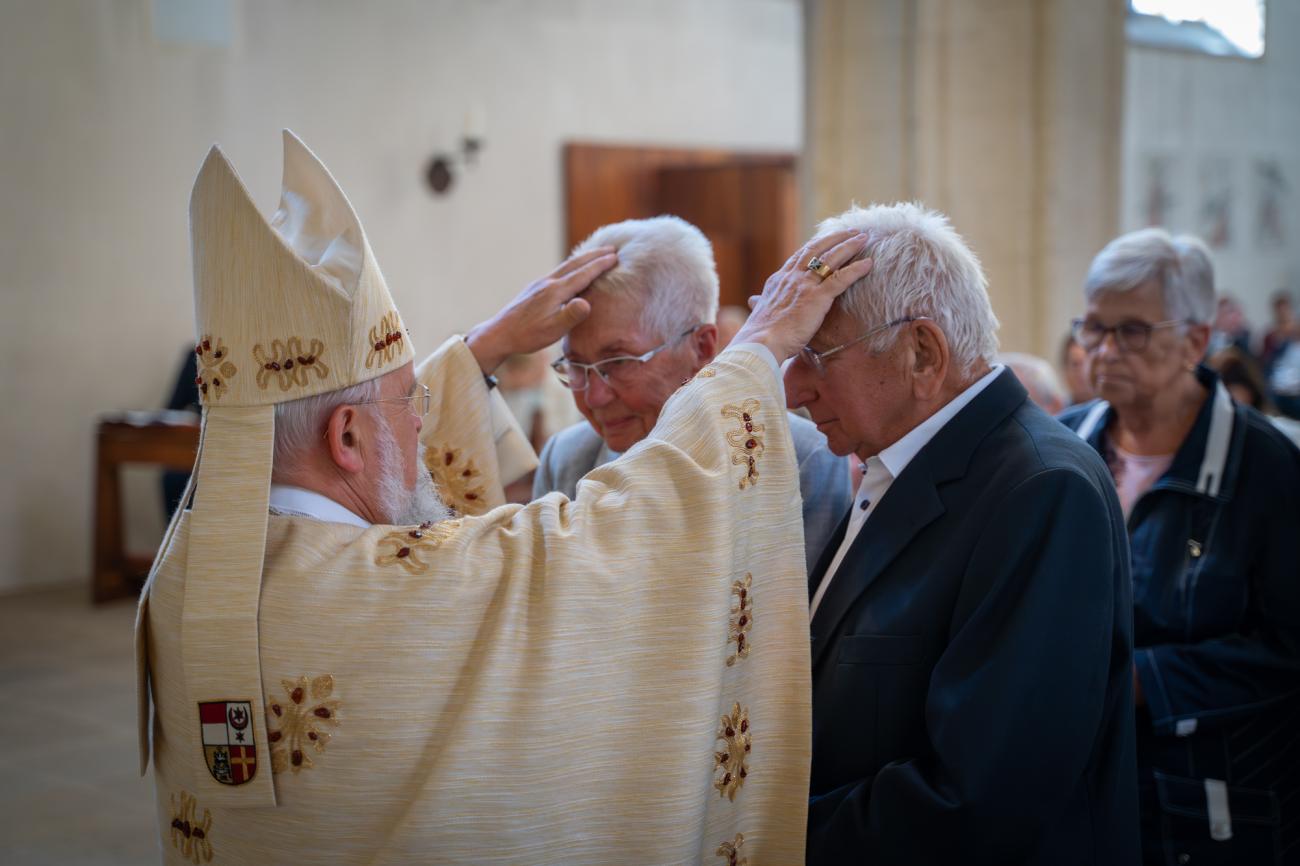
top-left (374, 415), bottom-right (452, 526)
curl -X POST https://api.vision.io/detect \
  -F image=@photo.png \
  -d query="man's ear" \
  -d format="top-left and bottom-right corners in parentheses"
top-left (693, 324), bottom-right (719, 365)
top-left (909, 319), bottom-right (950, 401)
top-left (325, 404), bottom-right (367, 475)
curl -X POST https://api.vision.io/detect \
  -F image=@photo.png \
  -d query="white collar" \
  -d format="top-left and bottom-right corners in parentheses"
top-left (268, 484), bottom-right (371, 528)
top-left (871, 364), bottom-right (1004, 481)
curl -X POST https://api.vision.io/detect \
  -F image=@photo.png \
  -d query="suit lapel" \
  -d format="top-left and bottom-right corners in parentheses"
top-left (809, 464), bottom-right (945, 669)
top-left (808, 369), bottom-right (1030, 671)
top-left (808, 510), bottom-right (851, 600)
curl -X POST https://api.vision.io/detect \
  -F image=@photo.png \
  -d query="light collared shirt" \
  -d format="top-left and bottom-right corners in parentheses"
top-left (268, 484), bottom-right (371, 528)
top-left (809, 364), bottom-right (1004, 620)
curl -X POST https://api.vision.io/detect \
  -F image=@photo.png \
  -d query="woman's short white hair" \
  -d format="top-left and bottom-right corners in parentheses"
top-left (572, 216), bottom-right (719, 340)
top-left (816, 202), bottom-right (999, 377)
top-left (273, 377), bottom-right (384, 472)
top-left (1084, 228), bottom-right (1215, 325)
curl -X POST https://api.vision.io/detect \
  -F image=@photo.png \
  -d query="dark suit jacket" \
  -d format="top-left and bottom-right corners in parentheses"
top-left (807, 369), bottom-right (1140, 865)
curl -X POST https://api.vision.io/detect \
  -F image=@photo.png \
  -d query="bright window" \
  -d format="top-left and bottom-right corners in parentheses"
top-left (1128, 0), bottom-right (1265, 58)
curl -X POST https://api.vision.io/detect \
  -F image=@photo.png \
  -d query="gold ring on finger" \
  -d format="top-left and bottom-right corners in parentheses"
top-left (806, 256), bottom-right (834, 280)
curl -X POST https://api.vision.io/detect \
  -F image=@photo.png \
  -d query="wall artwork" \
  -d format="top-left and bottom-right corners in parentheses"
top-left (1139, 152), bottom-right (1180, 229)
top-left (1253, 158), bottom-right (1288, 250)
top-left (1197, 156), bottom-right (1233, 249)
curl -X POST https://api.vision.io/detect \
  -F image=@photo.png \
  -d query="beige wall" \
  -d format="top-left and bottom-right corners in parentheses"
top-left (804, 0), bottom-right (1125, 358)
top-left (0, 0), bottom-right (803, 593)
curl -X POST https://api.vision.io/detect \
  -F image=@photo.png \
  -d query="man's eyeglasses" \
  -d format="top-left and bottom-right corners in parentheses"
top-left (552, 325), bottom-right (702, 392)
top-left (1071, 318), bottom-right (1183, 353)
top-left (799, 316), bottom-right (926, 376)
top-left (353, 383), bottom-right (432, 418)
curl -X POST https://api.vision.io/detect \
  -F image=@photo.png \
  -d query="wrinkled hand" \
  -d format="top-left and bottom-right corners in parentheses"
top-left (732, 230), bottom-right (874, 363)
top-left (465, 247), bottom-right (618, 374)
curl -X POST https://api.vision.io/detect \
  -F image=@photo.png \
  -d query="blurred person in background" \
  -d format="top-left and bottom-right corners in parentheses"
top-left (1061, 228), bottom-right (1300, 866)
top-left (1208, 346), bottom-right (1300, 447)
top-left (1208, 294), bottom-right (1252, 357)
top-left (999, 351), bottom-right (1068, 415)
top-left (1261, 289), bottom-right (1298, 371)
top-left (1060, 332), bottom-right (1095, 406)
top-left (534, 216), bottom-right (850, 575)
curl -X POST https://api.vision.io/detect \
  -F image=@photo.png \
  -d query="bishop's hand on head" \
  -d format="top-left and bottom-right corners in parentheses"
top-left (735, 229), bottom-right (873, 363)
top-left (465, 246), bottom-right (619, 375)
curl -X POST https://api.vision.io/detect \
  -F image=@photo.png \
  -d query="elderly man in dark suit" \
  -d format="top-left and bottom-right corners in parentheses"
top-left (788, 203), bottom-right (1140, 864)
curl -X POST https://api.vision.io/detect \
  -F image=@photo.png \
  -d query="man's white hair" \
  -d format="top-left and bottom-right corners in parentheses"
top-left (571, 216), bottom-right (719, 340)
top-left (1084, 228), bottom-right (1215, 325)
top-left (815, 202), bottom-right (999, 377)
top-left (273, 377), bottom-right (385, 472)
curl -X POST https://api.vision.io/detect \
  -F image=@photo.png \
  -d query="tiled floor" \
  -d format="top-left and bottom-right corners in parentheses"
top-left (0, 585), bottom-right (160, 865)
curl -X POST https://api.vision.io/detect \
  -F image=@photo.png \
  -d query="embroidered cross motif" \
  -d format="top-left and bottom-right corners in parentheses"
top-left (169, 790), bottom-right (214, 863)
top-left (366, 311), bottom-right (405, 369)
top-left (375, 519), bottom-right (462, 572)
top-left (252, 337), bottom-right (330, 390)
top-left (266, 675), bottom-right (341, 775)
top-left (726, 573), bottom-right (753, 667)
top-left (425, 445), bottom-right (488, 516)
top-left (716, 834), bottom-right (748, 866)
top-left (194, 336), bottom-right (237, 401)
top-left (713, 702), bottom-right (752, 801)
top-left (722, 400), bottom-right (765, 489)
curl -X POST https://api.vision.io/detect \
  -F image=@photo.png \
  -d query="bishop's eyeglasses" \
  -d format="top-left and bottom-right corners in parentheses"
top-left (1071, 317), bottom-right (1184, 353)
top-left (799, 316), bottom-right (926, 376)
top-left (552, 325), bottom-right (702, 391)
top-left (352, 383), bottom-right (432, 418)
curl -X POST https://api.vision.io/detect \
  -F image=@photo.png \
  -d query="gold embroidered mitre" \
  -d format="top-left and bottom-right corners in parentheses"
top-left (149, 131), bottom-right (413, 810)
top-left (190, 130), bottom-right (413, 405)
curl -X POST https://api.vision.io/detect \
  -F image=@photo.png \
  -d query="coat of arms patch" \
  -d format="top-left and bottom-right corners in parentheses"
top-left (198, 700), bottom-right (257, 785)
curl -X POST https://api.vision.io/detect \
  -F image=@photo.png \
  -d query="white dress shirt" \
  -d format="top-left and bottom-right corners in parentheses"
top-left (809, 365), bottom-right (1004, 620)
top-left (268, 484), bottom-right (370, 528)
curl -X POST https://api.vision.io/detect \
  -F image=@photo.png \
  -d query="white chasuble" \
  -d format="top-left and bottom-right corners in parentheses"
top-left (139, 337), bottom-right (811, 865)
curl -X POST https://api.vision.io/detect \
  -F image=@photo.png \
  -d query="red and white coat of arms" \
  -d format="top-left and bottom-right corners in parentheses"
top-left (198, 700), bottom-right (257, 785)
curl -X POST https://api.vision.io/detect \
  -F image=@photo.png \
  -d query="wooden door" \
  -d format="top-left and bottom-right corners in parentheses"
top-left (564, 144), bottom-right (798, 309)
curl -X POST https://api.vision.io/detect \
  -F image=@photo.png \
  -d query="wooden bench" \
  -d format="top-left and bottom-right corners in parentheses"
top-left (93, 410), bottom-right (200, 603)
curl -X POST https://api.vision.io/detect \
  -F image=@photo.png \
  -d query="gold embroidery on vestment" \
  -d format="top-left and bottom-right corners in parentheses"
top-left (194, 336), bottom-right (237, 402)
top-left (425, 445), bottom-right (488, 515)
top-left (267, 674), bottom-right (340, 775)
top-left (366, 311), bottom-right (405, 369)
top-left (722, 400), bottom-right (765, 489)
top-left (716, 833), bottom-right (748, 866)
top-left (713, 702), bottom-right (751, 800)
top-left (375, 519), bottom-right (462, 572)
top-left (169, 790), bottom-right (214, 863)
top-left (696, 366), bottom-right (717, 378)
top-left (726, 573), bottom-right (753, 667)
top-left (252, 337), bottom-right (330, 390)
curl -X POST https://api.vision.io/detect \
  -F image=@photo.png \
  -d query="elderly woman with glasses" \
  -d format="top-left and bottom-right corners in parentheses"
top-left (533, 215), bottom-right (851, 574)
top-left (1060, 228), bottom-right (1300, 865)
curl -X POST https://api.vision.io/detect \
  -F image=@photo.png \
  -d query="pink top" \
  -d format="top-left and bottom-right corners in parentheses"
top-left (1111, 445), bottom-right (1174, 518)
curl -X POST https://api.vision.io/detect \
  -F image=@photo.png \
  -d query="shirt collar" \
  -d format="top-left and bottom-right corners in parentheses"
top-left (873, 363), bottom-right (1005, 481)
top-left (268, 484), bottom-right (371, 528)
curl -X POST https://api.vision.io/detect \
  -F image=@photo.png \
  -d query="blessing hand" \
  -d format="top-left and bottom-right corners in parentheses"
top-left (733, 230), bottom-right (873, 363)
top-left (465, 247), bottom-right (618, 374)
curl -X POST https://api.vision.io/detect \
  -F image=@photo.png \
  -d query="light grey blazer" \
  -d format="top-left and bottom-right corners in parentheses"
top-left (533, 414), bottom-right (852, 575)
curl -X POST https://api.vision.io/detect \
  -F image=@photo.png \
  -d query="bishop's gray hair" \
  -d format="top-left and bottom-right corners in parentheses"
top-left (272, 377), bottom-right (385, 473)
top-left (571, 215), bottom-right (720, 341)
top-left (1084, 228), bottom-right (1215, 325)
top-left (815, 202), bottom-right (1000, 378)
